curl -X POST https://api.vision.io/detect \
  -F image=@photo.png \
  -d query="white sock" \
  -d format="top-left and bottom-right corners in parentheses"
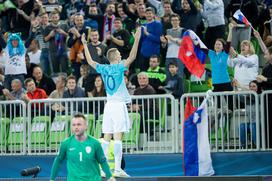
top-left (101, 140), bottom-right (110, 159)
top-left (114, 140), bottom-right (122, 172)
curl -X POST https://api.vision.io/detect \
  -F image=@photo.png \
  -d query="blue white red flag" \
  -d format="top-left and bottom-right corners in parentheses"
top-left (233, 9), bottom-right (250, 26)
top-left (183, 98), bottom-right (214, 176)
top-left (178, 30), bottom-right (207, 78)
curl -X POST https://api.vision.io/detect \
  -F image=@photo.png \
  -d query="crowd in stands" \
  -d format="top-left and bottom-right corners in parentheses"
top-left (1, 0), bottom-right (272, 105)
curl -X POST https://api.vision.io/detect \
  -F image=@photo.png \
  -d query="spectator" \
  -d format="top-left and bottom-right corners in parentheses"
top-left (117, 3), bottom-right (135, 34)
top-left (163, 61), bottom-right (183, 99)
top-left (146, 55), bottom-right (166, 94)
top-left (209, 23), bottom-right (233, 93)
top-left (49, 74), bottom-right (66, 99)
top-left (27, 39), bottom-right (41, 65)
top-left (84, 3), bottom-right (99, 30)
top-left (49, 75), bottom-right (66, 112)
top-left (225, 0), bottom-right (258, 49)
top-left (106, 18), bottom-right (131, 59)
top-left (88, 74), bottom-right (106, 118)
top-left (63, 75), bottom-right (86, 113)
top-left (160, 1), bottom-right (174, 34)
top-left (61, 0), bottom-right (84, 20)
top-left (88, 74), bottom-right (106, 97)
top-left (229, 40), bottom-right (259, 89)
top-left (7, 0), bottom-right (34, 40)
top-left (132, 72), bottom-right (157, 132)
top-left (124, 74), bottom-right (136, 95)
top-left (63, 75), bottom-right (86, 98)
top-left (200, 0), bottom-right (226, 49)
top-left (122, 1), bottom-right (147, 26)
top-left (139, 7), bottom-right (162, 71)
top-left (161, 13), bottom-right (185, 80)
top-left (77, 64), bottom-right (95, 94)
top-left (86, 3), bottom-right (116, 42)
top-left (22, 78), bottom-right (48, 114)
top-left (42, 0), bottom-right (62, 13)
top-left (239, 80), bottom-right (260, 148)
top-left (43, 10), bottom-right (69, 75)
top-left (171, 0), bottom-right (202, 32)
top-left (2, 79), bottom-right (25, 100)
top-left (87, 29), bottom-right (108, 75)
top-left (0, 33), bottom-right (27, 90)
top-left (2, 78), bottom-right (26, 118)
top-left (28, 12), bottom-right (52, 76)
top-left (32, 66), bottom-right (56, 96)
top-left (67, 13), bottom-right (91, 79)
top-left (25, 54), bottom-right (37, 79)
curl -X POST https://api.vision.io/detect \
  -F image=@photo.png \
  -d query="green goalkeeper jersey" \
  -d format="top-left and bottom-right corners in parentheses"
top-left (50, 135), bottom-right (112, 181)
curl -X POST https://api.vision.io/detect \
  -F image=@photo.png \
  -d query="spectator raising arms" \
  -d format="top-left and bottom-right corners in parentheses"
top-left (43, 10), bottom-right (69, 75)
top-left (0, 33), bottom-right (27, 90)
top-left (229, 40), bottom-right (259, 89)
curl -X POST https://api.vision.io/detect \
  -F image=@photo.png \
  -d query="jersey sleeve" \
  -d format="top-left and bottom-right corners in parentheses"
top-left (50, 140), bottom-right (67, 180)
top-left (95, 142), bottom-right (112, 179)
top-left (95, 63), bottom-right (106, 74)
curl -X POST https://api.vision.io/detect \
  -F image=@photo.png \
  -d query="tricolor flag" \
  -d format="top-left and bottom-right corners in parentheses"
top-left (183, 98), bottom-right (214, 176)
top-left (233, 9), bottom-right (250, 26)
top-left (178, 30), bottom-right (207, 79)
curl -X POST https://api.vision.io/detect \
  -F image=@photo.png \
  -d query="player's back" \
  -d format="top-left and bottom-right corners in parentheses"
top-left (96, 63), bottom-right (131, 103)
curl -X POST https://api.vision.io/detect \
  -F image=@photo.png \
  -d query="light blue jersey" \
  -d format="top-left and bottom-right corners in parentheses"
top-left (96, 62), bottom-right (131, 103)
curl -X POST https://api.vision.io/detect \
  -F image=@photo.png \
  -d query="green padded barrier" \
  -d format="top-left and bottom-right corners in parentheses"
top-left (145, 98), bottom-right (167, 129)
top-left (30, 116), bottom-right (51, 150)
top-left (84, 114), bottom-right (95, 136)
top-left (123, 112), bottom-right (141, 148)
top-left (0, 118), bottom-right (10, 153)
top-left (7, 117), bottom-right (26, 152)
top-left (94, 119), bottom-right (103, 139)
top-left (49, 115), bottom-right (71, 150)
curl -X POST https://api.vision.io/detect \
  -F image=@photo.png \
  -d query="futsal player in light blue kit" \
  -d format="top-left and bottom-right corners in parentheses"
top-left (82, 27), bottom-right (141, 177)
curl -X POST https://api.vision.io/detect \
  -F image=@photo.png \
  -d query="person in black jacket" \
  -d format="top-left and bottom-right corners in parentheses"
top-left (32, 65), bottom-right (56, 96)
top-left (163, 60), bottom-right (183, 99)
top-left (67, 13), bottom-right (91, 79)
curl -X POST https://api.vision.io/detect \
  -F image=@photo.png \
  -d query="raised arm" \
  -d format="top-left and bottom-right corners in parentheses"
top-left (124, 28), bottom-right (141, 67)
top-left (82, 34), bottom-right (97, 69)
top-left (253, 30), bottom-right (268, 55)
top-left (225, 23), bottom-right (234, 53)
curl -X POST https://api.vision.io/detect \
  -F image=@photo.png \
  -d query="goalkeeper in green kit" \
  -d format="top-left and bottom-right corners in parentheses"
top-left (50, 113), bottom-right (115, 181)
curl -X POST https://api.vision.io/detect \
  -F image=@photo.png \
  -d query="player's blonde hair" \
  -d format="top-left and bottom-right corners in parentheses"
top-left (106, 48), bottom-right (118, 63)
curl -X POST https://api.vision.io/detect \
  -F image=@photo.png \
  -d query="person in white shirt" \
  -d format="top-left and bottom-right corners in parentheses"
top-left (27, 39), bottom-right (41, 65)
top-left (229, 40), bottom-right (259, 89)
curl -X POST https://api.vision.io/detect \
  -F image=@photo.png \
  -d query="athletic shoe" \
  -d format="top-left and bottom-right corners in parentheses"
top-left (114, 169), bottom-right (130, 178)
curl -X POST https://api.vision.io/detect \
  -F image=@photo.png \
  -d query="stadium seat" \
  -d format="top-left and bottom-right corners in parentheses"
top-left (145, 98), bottom-right (167, 130)
top-left (123, 112), bottom-right (141, 148)
top-left (84, 114), bottom-right (95, 136)
top-left (7, 117), bottom-right (26, 152)
top-left (0, 118), bottom-right (10, 153)
top-left (94, 115), bottom-right (103, 139)
top-left (209, 107), bottom-right (230, 148)
top-left (49, 115), bottom-right (71, 150)
top-left (30, 116), bottom-right (51, 151)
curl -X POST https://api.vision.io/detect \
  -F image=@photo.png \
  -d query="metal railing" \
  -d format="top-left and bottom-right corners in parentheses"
top-left (260, 90), bottom-right (272, 150)
top-left (1, 91), bottom-right (272, 155)
top-left (180, 91), bottom-right (260, 152)
top-left (25, 95), bottom-right (176, 155)
top-left (0, 100), bottom-right (27, 155)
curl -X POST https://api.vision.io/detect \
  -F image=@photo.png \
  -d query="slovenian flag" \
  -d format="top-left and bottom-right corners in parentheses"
top-left (178, 30), bottom-right (207, 79)
top-left (233, 9), bottom-right (250, 26)
top-left (183, 98), bottom-right (214, 176)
